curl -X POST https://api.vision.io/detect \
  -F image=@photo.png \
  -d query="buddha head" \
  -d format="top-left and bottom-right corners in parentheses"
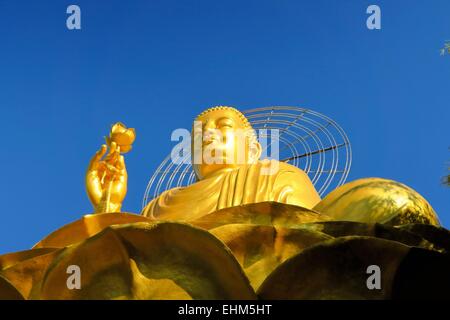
top-left (192, 106), bottom-right (262, 180)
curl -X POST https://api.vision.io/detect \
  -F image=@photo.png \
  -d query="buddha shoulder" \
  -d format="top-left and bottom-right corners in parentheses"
top-left (261, 160), bottom-right (321, 208)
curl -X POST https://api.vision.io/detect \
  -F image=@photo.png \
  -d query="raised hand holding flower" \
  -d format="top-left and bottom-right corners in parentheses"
top-left (86, 123), bottom-right (136, 213)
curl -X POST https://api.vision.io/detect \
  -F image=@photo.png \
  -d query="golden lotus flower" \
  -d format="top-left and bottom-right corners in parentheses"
top-left (105, 122), bottom-right (136, 153)
top-left (0, 201), bottom-right (448, 300)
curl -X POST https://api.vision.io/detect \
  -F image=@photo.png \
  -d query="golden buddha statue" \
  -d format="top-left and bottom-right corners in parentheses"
top-left (86, 106), bottom-right (439, 227)
top-left (0, 106), bottom-right (446, 301)
top-left (141, 106), bottom-right (321, 221)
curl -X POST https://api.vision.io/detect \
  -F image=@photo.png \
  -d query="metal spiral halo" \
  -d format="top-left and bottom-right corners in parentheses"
top-left (142, 106), bottom-right (352, 209)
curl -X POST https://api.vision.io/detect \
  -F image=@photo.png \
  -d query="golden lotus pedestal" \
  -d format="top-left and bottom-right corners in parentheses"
top-left (1, 201), bottom-right (449, 300)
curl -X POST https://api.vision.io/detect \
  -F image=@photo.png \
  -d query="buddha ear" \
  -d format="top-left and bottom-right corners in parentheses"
top-left (249, 139), bottom-right (262, 163)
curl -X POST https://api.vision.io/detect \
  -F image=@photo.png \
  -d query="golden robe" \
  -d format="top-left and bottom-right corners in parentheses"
top-left (142, 160), bottom-right (321, 221)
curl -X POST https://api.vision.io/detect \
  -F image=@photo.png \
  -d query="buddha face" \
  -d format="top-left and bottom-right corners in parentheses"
top-left (192, 108), bottom-right (262, 180)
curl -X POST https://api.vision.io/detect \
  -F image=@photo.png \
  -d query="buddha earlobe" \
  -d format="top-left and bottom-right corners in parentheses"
top-left (249, 141), bottom-right (262, 163)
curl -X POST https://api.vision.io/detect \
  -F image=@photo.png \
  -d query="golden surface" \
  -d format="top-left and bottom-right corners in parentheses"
top-left (314, 178), bottom-right (440, 226)
top-left (189, 202), bottom-right (333, 290)
top-left (1, 201), bottom-right (444, 299)
top-left (144, 160), bottom-right (322, 221)
top-left (86, 122), bottom-right (135, 213)
top-left (33, 212), bottom-right (150, 249)
top-left (0, 106), bottom-right (445, 300)
top-left (143, 106), bottom-right (321, 220)
top-left (3, 222), bottom-right (257, 300)
top-left (257, 236), bottom-right (411, 299)
top-left (0, 275), bottom-right (24, 300)
top-left (190, 201), bottom-right (331, 230)
top-left (1, 249), bottom-right (61, 299)
top-left (0, 248), bottom-right (58, 270)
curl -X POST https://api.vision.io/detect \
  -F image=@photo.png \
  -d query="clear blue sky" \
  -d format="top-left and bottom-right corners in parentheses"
top-left (0, 0), bottom-right (449, 253)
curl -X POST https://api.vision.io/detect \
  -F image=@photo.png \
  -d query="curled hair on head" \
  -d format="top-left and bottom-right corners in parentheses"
top-left (195, 106), bottom-right (258, 144)
top-left (195, 106), bottom-right (252, 129)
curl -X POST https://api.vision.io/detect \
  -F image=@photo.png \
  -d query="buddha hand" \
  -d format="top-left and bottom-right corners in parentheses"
top-left (86, 142), bottom-right (127, 213)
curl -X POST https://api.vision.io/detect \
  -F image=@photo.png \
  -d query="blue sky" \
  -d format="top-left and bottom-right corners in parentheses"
top-left (0, 0), bottom-right (449, 253)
